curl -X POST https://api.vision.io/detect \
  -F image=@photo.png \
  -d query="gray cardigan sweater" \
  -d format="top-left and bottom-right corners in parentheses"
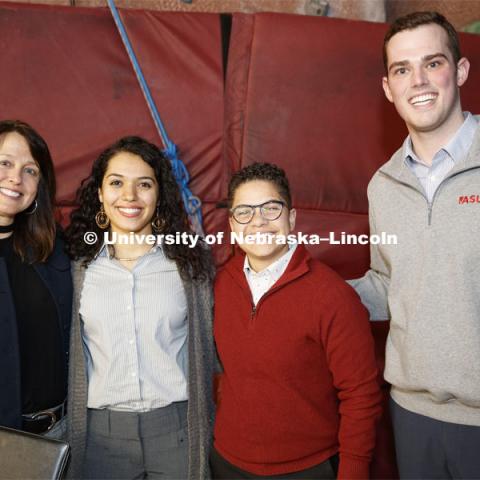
top-left (351, 117), bottom-right (480, 426)
top-left (67, 260), bottom-right (215, 479)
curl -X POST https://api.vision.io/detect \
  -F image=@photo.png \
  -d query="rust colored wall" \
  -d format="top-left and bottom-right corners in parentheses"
top-left (386, 0), bottom-right (480, 29)
top-left (0, 0), bottom-right (386, 21)
top-left (3, 0), bottom-right (479, 26)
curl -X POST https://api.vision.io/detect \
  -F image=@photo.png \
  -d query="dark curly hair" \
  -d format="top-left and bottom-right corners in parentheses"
top-left (0, 120), bottom-right (56, 263)
top-left (227, 162), bottom-right (292, 209)
top-left (65, 136), bottom-right (213, 281)
top-left (383, 11), bottom-right (461, 72)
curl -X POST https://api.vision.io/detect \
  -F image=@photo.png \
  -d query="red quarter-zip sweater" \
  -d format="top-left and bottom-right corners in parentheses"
top-left (213, 245), bottom-right (382, 478)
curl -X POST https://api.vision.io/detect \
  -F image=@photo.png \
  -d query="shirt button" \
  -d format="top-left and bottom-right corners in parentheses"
top-left (129, 339), bottom-right (134, 345)
top-left (131, 372), bottom-right (136, 377)
top-left (127, 305), bottom-right (132, 311)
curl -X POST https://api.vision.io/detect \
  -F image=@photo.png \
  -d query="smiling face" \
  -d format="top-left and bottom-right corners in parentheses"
top-left (229, 179), bottom-right (296, 272)
top-left (0, 132), bottom-right (40, 225)
top-left (98, 152), bottom-right (159, 237)
top-left (382, 24), bottom-right (469, 139)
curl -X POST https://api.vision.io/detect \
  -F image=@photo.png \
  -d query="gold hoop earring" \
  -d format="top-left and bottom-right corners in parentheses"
top-left (95, 204), bottom-right (110, 229)
top-left (151, 215), bottom-right (165, 233)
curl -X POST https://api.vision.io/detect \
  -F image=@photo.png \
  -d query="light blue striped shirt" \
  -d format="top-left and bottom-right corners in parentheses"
top-left (404, 112), bottom-right (478, 202)
top-left (79, 244), bottom-right (188, 411)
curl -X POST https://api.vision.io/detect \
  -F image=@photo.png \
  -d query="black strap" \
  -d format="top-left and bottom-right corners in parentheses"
top-left (0, 222), bottom-right (14, 233)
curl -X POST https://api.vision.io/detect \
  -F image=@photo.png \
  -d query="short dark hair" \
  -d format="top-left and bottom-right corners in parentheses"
top-left (65, 136), bottom-right (213, 281)
top-left (0, 120), bottom-right (56, 263)
top-left (383, 11), bottom-right (461, 72)
top-left (228, 162), bottom-right (292, 209)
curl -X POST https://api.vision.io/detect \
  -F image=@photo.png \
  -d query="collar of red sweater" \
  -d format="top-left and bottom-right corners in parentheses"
top-left (223, 243), bottom-right (311, 296)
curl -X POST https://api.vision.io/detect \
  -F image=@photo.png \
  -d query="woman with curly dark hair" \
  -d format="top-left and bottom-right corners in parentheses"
top-left (65, 136), bottom-right (215, 480)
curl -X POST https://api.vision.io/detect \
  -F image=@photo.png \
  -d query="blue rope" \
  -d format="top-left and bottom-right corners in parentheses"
top-left (107, 0), bottom-right (204, 235)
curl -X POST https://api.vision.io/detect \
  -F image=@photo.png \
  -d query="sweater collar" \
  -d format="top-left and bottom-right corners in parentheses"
top-left (224, 243), bottom-right (311, 295)
top-left (243, 243), bottom-right (297, 279)
top-left (379, 114), bottom-right (480, 187)
top-left (403, 113), bottom-right (477, 167)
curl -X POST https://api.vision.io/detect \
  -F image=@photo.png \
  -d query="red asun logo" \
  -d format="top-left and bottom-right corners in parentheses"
top-left (458, 195), bottom-right (480, 204)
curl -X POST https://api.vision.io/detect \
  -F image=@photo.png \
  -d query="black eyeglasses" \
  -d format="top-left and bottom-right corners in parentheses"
top-left (230, 200), bottom-right (286, 224)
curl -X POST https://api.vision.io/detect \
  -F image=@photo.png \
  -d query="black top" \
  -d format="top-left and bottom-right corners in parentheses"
top-left (0, 236), bottom-right (66, 413)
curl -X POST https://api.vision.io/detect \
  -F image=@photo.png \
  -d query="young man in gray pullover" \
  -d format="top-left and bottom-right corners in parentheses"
top-left (350, 11), bottom-right (480, 479)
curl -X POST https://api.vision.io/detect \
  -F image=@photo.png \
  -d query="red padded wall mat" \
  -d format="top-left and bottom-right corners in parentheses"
top-left (0, 2), bottom-right (229, 264)
top-left (225, 12), bottom-right (480, 276)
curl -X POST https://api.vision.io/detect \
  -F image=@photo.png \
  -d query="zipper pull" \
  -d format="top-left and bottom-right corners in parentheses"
top-left (251, 305), bottom-right (256, 320)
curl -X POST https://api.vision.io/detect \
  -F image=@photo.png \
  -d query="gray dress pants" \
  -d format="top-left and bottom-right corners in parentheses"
top-left (390, 398), bottom-right (480, 479)
top-left (83, 401), bottom-right (188, 480)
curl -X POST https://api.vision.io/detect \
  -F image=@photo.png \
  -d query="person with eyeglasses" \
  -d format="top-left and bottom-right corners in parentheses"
top-left (211, 162), bottom-right (382, 480)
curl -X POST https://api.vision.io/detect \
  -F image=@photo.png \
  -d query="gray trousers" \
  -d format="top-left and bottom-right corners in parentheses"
top-left (390, 398), bottom-right (480, 479)
top-left (83, 401), bottom-right (188, 480)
